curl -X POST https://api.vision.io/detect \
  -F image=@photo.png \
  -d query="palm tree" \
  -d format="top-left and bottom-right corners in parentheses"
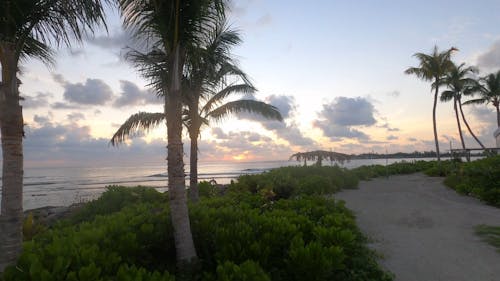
top-left (182, 18), bottom-right (282, 202)
top-left (116, 0), bottom-right (226, 265)
top-left (289, 150), bottom-right (350, 167)
top-left (441, 63), bottom-right (485, 152)
top-left (405, 46), bottom-right (457, 161)
top-left (0, 0), bottom-right (108, 272)
top-left (464, 70), bottom-right (500, 128)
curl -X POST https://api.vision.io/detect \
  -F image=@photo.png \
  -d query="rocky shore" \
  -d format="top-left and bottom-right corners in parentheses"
top-left (24, 203), bottom-right (86, 226)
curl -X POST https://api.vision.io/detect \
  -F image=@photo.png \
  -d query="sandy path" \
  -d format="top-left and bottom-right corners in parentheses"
top-left (336, 173), bottom-right (500, 281)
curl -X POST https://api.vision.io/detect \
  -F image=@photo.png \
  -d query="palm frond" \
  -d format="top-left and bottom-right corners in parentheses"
top-left (462, 98), bottom-right (487, 106)
top-left (19, 37), bottom-right (55, 67)
top-left (201, 83), bottom-right (256, 115)
top-left (440, 90), bottom-right (455, 102)
top-left (207, 100), bottom-right (283, 123)
top-left (110, 112), bottom-right (165, 146)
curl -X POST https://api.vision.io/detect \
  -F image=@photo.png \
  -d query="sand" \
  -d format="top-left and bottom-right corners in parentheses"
top-left (336, 173), bottom-right (500, 281)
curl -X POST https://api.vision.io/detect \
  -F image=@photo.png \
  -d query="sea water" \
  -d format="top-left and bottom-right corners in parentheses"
top-left (1, 158), bottom-right (440, 210)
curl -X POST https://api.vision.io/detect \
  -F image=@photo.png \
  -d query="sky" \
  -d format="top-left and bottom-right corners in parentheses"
top-left (12, 0), bottom-right (500, 167)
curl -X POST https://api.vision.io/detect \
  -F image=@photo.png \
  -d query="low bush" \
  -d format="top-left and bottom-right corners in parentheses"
top-left (444, 156), bottom-right (500, 206)
top-left (3, 187), bottom-right (392, 281)
top-left (233, 166), bottom-right (358, 199)
top-left (68, 185), bottom-right (167, 224)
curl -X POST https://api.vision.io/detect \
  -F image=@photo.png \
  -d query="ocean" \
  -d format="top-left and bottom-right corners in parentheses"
top-left (1, 158), bottom-right (438, 210)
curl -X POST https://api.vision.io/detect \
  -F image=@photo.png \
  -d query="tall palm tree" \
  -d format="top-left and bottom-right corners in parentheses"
top-left (116, 0), bottom-right (226, 265)
top-left (405, 46), bottom-right (457, 161)
top-left (441, 63), bottom-right (485, 151)
top-left (182, 18), bottom-right (282, 201)
top-left (0, 0), bottom-right (108, 272)
top-left (464, 70), bottom-right (500, 128)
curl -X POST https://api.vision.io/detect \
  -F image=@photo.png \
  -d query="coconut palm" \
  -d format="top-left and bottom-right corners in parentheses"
top-left (116, 0), bottom-right (226, 264)
top-left (289, 150), bottom-right (350, 167)
top-left (441, 63), bottom-right (485, 151)
top-left (183, 18), bottom-right (282, 201)
top-left (0, 0), bottom-right (108, 272)
top-left (405, 46), bottom-right (457, 161)
top-left (464, 70), bottom-right (500, 128)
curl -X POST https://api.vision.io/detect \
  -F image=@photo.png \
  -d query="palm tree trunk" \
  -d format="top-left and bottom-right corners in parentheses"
top-left (189, 130), bottom-right (199, 202)
top-left (0, 45), bottom-right (24, 273)
top-left (454, 98), bottom-right (468, 161)
top-left (166, 45), bottom-right (197, 265)
top-left (458, 99), bottom-right (485, 149)
top-left (433, 85), bottom-right (441, 161)
top-left (496, 103), bottom-right (500, 127)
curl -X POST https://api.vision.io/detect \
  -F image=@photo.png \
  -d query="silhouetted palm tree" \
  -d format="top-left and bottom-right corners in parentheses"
top-left (183, 18), bottom-right (282, 201)
top-left (0, 0), bottom-right (108, 272)
top-left (464, 70), bottom-right (500, 128)
top-left (405, 46), bottom-right (457, 161)
top-left (441, 63), bottom-right (485, 150)
top-left (116, 0), bottom-right (227, 265)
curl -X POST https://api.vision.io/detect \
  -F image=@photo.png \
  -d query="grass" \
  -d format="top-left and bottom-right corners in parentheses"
top-left (475, 225), bottom-right (500, 252)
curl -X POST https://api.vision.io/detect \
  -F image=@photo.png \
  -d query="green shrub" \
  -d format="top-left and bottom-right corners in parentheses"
top-left (198, 181), bottom-right (219, 198)
top-left (4, 190), bottom-right (392, 281)
top-left (233, 166), bottom-right (359, 198)
top-left (69, 185), bottom-right (166, 224)
top-left (298, 175), bottom-right (334, 195)
top-left (208, 260), bottom-right (271, 281)
top-left (443, 156), bottom-right (500, 207)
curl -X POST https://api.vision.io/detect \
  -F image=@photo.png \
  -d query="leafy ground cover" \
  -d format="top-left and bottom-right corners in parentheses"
top-left (441, 156), bottom-right (500, 207)
top-left (475, 225), bottom-right (500, 252)
top-left (3, 174), bottom-right (393, 281)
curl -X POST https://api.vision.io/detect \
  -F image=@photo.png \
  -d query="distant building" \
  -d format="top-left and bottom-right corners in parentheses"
top-left (495, 128), bottom-right (500, 148)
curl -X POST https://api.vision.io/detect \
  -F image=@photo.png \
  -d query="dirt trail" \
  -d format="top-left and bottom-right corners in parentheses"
top-left (336, 173), bottom-right (500, 281)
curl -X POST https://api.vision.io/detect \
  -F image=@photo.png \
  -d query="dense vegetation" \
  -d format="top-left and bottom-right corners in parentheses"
top-left (3, 167), bottom-right (394, 281)
top-left (442, 156), bottom-right (500, 207)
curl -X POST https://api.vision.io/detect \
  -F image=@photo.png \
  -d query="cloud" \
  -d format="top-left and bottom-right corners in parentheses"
top-left (242, 95), bottom-right (315, 146)
top-left (68, 48), bottom-right (85, 57)
top-left (61, 78), bottom-right (114, 105)
top-left (314, 97), bottom-right (376, 141)
top-left (113, 80), bottom-right (162, 107)
top-left (468, 105), bottom-right (496, 124)
top-left (378, 122), bottom-right (400, 132)
top-left (320, 97), bottom-right (376, 126)
top-left (386, 135), bottom-right (399, 141)
top-left (86, 30), bottom-right (131, 49)
top-left (22, 92), bottom-right (51, 108)
top-left (67, 112), bottom-right (85, 122)
top-left (387, 90), bottom-right (400, 98)
top-left (52, 73), bottom-right (66, 84)
top-left (197, 130), bottom-right (293, 161)
top-left (211, 127), bottom-right (229, 139)
top-left (407, 137), bottom-right (418, 142)
top-left (33, 114), bottom-right (51, 125)
top-left (21, 120), bottom-right (168, 167)
top-left (51, 102), bottom-right (82, 110)
top-left (476, 40), bottom-right (500, 70)
top-left (256, 14), bottom-right (272, 26)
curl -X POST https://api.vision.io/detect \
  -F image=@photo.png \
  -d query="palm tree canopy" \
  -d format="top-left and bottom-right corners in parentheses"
top-left (118, 0), bottom-right (225, 53)
top-left (0, 0), bottom-right (109, 64)
top-left (440, 62), bottom-right (477, 102)
top-left (463, 70), bottom-right (500, 106)
top-left (404, 46), bottom-right (457, 85)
